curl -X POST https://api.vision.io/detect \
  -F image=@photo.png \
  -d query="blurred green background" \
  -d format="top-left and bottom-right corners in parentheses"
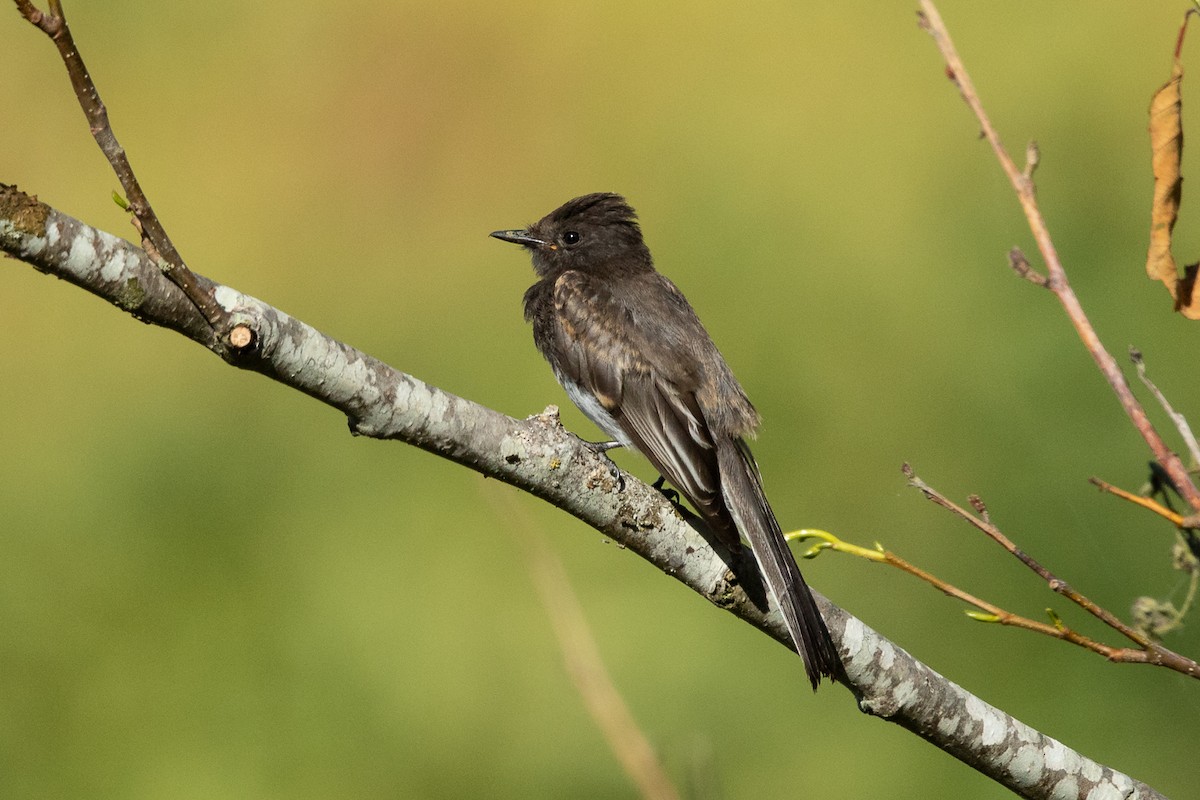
top-left (3, 2), bottom-right (1198, 797)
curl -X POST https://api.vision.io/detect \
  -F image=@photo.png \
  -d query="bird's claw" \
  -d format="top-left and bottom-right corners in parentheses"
top-left (582, 438), bottom-right (624, 490)
top-left (652, 475), bottom-right (683, 506)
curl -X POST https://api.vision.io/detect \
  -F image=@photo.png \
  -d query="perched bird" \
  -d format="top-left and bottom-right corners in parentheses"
top-left (491, 193), bottom-right (840, 689)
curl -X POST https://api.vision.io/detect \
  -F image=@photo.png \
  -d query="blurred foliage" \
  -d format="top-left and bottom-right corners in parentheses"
top-left (3, 2), bottom-right (1199, 798)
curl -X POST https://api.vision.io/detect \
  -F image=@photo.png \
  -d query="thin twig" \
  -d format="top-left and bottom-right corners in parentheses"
top-left (918, 0), bottom-right (1200, 517)
top-left (13, 1), bottom-right (225, 329)
top-left (1091, 473), bottom-right (1200, 637)
top-left (1176, 548), bottom-right (1200, 619)
top-left (1090, 476), bottom-right (1187, 527)
top-left (793, 528), bottom-right (1198, 674)
top-left (1130, 348), bottom-right (1200, 466)
top-left (906, 466), bottom-right (1146, 643)
top-left (904, 465), bottom-right (1200, 677)
top-left (1008, 247), bottom-right (1048, 287)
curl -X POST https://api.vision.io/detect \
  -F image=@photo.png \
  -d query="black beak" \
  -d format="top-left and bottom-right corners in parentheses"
top-left (490, 229), bottom-right (546, 247)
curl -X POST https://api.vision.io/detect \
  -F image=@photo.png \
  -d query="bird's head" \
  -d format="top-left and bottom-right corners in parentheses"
top-left (491, 192), bottom-right (652, 277)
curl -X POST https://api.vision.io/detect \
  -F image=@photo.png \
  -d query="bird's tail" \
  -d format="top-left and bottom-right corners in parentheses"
top-left (716, 438), bottom-right (842, 690)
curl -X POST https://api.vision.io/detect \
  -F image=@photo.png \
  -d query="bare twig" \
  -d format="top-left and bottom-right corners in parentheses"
top-left (918, 0), bottom-right (1200, 517)
top-left (795, 528), bottom-right (1042, 626)
top-left (13, 0), bottom-right (226, 329)
top-left (1090, 472), bottom-right (1200, 638)
top-left (795, 525), bottom-right (1200, 677)
top-left (904, 465), bottom-right (1200, 678)
top-left (1090, 476), bottom-right (1187, 527)
top-left (1131, 348), bottom-right (1200, 466)
top-left (1008, 247), bottom-right (1048, 287)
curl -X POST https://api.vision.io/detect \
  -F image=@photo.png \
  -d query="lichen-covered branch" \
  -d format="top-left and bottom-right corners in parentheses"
top-left (0, 184), bottom-right (1165, 799)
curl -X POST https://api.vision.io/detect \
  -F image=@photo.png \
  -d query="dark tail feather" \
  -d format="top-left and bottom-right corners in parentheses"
top-left (716, 438), bottom-right (842, 690)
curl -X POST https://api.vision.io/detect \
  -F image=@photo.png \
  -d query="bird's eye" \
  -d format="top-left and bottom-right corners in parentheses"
top-left (562, 231), bottom-right (581, 246)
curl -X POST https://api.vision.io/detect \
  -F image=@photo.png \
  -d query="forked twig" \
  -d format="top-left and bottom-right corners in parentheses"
top-left (792, 526), bottom-right (1194, 672)
top-left (13, 0), bottom-right (226, 330)
top-left (901, 466), bottom-right (1200, 677)
top-left (794, 469), bottom-right (1200, 677)
top-left (918, 1), bottom-right (1200, 517)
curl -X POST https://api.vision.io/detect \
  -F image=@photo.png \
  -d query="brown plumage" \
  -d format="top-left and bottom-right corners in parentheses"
top-left (492, 192), bottom-right (841, 689)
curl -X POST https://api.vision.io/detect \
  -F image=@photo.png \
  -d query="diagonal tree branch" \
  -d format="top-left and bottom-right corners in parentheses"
top-left (0, 184), bottom-right (1165, 800)
top-left (1, 1), bottom-right (1177, 796)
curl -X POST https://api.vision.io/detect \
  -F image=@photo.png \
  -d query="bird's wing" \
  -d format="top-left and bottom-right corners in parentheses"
top-left (552, 270), bottom-right (735, 545)
top-left (553, 271), bottom-right (841, 688)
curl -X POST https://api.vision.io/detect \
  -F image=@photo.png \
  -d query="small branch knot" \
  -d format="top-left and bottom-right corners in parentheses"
top-left (1022, 140), bottom-right (1040, 181)
top-left (1007, 248), bottom-right (1049, 287)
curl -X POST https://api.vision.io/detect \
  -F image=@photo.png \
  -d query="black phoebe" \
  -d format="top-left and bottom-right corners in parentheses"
top-left (491, 193), bottom-right (840, 690)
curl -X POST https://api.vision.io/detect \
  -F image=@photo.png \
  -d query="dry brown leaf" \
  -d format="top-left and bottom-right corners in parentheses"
top-left (1148, 10), bottom-right (1200, 318)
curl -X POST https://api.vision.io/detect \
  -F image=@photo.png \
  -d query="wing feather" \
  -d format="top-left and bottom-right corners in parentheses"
top-left (552, 271), bottom-right (734, 545)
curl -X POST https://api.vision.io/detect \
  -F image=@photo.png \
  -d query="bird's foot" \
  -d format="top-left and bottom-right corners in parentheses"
top-left (651, 475), bottom-right (683, 507)
top-left (580, 438), bottom-right (624, 489)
